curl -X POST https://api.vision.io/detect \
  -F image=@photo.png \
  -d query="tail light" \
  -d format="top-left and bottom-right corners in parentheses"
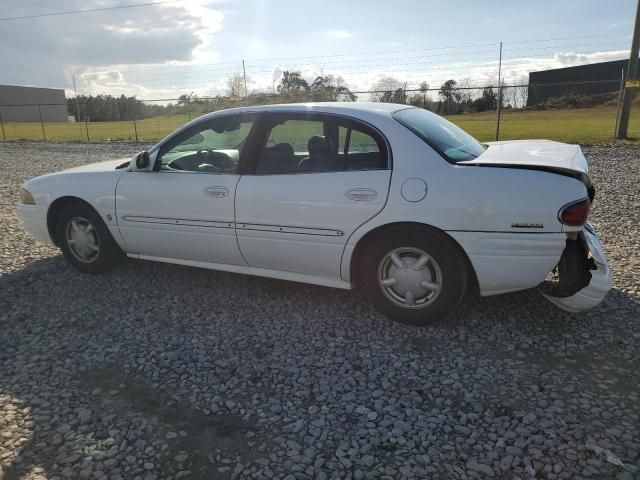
top-left (558, 197), bottom-right (590, 226)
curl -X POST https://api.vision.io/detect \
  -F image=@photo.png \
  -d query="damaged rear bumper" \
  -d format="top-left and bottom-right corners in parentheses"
top-left (540, 223), bottom-right (612, 313)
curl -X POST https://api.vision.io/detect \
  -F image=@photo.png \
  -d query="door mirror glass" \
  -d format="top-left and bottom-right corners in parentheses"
top-left (129, 150), bottom-right (151, 171)
top-left (135, 151), bottom-right (150, 170)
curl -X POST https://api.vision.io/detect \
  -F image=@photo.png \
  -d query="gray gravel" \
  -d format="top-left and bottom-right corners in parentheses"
top-left (1, 141), bottom-right (639, 480)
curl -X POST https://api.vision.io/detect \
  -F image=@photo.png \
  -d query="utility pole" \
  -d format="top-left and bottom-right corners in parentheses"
top-left (495, 41), bottom-right (503, 141)
top-left (72, 74), bottom-right (84, 141)
top-left (615, 0), bottom-right (640, 139)
top-left (0, 109), bottom-right (5, 142)
top-left (187, 91), bottom-right (194, 121)
top-left (614, 68), bottom-right (626, 138)
top-left (242, 60), bottom-right (248, 106)
top-left (38, 104), bottom-right (46, 141)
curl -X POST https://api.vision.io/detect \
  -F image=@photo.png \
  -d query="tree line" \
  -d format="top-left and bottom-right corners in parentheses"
top-left (66, 72), bottom-right (527, 122)
top-left (266, 71), bottom-right (525, 114)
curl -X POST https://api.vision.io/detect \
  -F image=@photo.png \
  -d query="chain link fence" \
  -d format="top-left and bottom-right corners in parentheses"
top-left (0, 80), bottom-right (636, 144)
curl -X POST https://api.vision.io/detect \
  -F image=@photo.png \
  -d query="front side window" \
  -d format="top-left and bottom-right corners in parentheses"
top-left (158, 115), bottom-right (254, 173)
top-left (392, 107), bottom-right (485, 163)
top-left (255, 115), bottom-right (386, 174)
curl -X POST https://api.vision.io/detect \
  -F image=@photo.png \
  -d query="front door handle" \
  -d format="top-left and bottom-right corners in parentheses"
top-left (346, 188), bottom-right (377, 201)
top-left (204, 186), bottom-right (229, 198)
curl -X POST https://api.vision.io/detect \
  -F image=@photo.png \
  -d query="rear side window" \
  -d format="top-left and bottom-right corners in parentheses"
top-left (392, 108), bottom-right (485, 163)
top-left (338, 126), bottom-right (383, 171)
top-left (255, 114), bottom-right (387, 175)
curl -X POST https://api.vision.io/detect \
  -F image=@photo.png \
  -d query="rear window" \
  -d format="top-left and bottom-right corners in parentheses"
top-left (392, 108), bottom-right (485, 163)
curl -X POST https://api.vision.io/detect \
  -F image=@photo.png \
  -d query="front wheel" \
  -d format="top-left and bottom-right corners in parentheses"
top-left (359, 227), bottom-right (468, 326)
top-left (56, 204), bottom-right (124, 274)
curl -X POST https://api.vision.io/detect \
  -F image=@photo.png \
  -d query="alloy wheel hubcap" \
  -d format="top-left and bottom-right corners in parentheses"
top-left (65, 216), bottom-right (100, 263)
top-left (377, 247), bottom-right (442, 309)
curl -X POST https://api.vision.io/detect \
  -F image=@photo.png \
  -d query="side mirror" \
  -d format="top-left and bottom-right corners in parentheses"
top-left (129, 151), bottom-right (154, 171)
top-left (136, 151), bottom-right (150, 169)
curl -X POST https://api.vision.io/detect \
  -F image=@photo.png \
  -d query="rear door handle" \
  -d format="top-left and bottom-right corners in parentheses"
top-left (204, 186), bottom-right (229, 198)
top-left (346, 188), bottom-right (377, 201)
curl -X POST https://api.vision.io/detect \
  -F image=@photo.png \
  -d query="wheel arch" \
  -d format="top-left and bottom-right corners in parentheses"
top-left (47, 196), bottom-right (98, 246)
top-left (348, 221), bottom-right (479, 294)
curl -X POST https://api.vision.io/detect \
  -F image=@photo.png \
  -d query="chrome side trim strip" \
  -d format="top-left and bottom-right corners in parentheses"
top-left (121, 216), bottom-right (233, 229)
top-left (120, 216), bottom-right (343, 237)
top-left (237, 223), bottom-right (344, 237)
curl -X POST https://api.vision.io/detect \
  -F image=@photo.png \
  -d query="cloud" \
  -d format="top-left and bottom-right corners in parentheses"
top-left (326, 30), bottom-right (354, 39)
top-left (0, 0), bottom-right (224, 94)
top-left (0, 3), bottom-right (629, 104)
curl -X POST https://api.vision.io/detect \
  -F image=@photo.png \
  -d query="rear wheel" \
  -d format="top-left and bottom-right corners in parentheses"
top-left (359, 226), bottom-right (467, 326)
top-left (56, 204), bottom-right (123, 273)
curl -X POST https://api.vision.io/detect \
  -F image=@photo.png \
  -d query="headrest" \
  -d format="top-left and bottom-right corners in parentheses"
top-left (308, 136), bottom-right (328, 155)
top-left (273, 142), bottom-right (294, 157)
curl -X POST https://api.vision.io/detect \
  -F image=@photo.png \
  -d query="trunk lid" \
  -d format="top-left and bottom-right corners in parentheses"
top-left (459, 139), bottom-right (589, 177)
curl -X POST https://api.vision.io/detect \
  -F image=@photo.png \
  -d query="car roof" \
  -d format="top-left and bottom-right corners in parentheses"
top-left (196, 102), bottom-right (412, 122)
top-left (150, 102), bottom-right (413, 152)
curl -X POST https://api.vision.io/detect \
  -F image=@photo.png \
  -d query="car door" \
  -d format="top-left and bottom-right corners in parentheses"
top-left (116, 114), bottom-right (255, 265)
top-left (234, 112), bottom-right (392, 279)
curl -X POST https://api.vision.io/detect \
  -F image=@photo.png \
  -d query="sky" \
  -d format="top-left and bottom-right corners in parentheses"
top-left (0, 0), bottom-right (636, 102)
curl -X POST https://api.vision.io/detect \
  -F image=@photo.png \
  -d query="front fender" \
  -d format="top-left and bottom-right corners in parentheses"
top-left (24, 169), bottom-right (127, 250)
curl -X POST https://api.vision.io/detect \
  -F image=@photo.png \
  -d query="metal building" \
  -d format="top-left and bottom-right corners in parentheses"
top-left (527, 59), bottom-right (630, 106)
top-left (0, 84), bottom-right (68, 122)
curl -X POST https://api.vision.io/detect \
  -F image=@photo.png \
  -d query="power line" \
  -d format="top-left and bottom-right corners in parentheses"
top-left (105, 46), bottom-right (628, 90)
top-left (244, 34), bottom-right (630, 64)
top-left (506, 33), bottom-right (630, 44)
top-left (111, 40), bottom-right (628, 85)
top-left (0, 0), bottom-right (58, 15)
top-left (0, 0), bottom-right (176, 21)
top-left (146, 33), bottom-right (628, 71)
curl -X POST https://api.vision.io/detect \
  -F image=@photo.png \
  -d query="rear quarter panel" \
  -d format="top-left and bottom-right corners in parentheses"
top-left (340, 120), bottom-right (587, 286)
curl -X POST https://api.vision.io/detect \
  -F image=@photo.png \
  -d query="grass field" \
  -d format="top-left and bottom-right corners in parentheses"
top-left (1, 105), bottom-right (638, 144)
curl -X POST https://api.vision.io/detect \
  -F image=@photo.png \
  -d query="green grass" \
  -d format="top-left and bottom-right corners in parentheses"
top-left (449, 105), bottom-right (640, 144)
top-left (1, 106), bottom-right (638, 144)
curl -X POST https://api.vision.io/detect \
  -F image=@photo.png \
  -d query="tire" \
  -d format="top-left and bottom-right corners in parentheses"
top-left (359, 226), bottom-right (467, 326)
top-left (56, 203), bottom-right (124, 274)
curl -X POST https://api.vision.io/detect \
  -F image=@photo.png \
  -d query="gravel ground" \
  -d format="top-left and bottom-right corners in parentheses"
top-left (0, 141), bottom-right (639, 480)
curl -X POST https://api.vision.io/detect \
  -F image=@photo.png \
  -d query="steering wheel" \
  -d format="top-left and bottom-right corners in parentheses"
top-left (196, 149), bottom-right (220, 171)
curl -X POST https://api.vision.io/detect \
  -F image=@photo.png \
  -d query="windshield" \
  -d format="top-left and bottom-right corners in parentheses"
top-left (392, 108), bottom-right (485, 163)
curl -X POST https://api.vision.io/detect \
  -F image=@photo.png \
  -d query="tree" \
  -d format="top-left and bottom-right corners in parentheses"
top-left (457, 78), bottom-right (475, 105)
top-left (409, 81), bottom-right (430, 108)
top-left (226, 72), bottom-right (246, 98)
top-left (369, 77), bottom-right (403, 102)
top-left (66, 94), bottom-right (145, 121)
top-left (499, 82), bottom-right (513, 109)
top-left (309, 74), bottom-right (356, 101)
top-left (437, 79), bottom-right (464, 114)
top-left (277, 71), bottom-right (310, 95)
top-left (438, 79), bottom-right (462, 104)
top-left (472, 86), bottom-right (497, 112)
top-left (514, 83), bottom-right (528, 108)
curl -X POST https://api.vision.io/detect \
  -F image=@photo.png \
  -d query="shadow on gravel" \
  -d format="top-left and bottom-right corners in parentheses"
top-left (1, 255), bottom-right (639, 479)
top-left (78, 365), bottom-right (260, 479)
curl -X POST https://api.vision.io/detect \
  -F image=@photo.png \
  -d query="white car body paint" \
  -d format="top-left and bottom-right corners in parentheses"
top-left (115, 170), bottom-right (244, 265)
top-left (235, 169), bottom-right (390, 278)
top-left (16, 158), bottom-right (129, 248)
top-left (17, 102), bottom-right (611, 312)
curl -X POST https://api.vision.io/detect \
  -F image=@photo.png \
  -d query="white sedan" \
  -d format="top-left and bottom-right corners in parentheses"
top-left (17, 103), bottom-right (612, 325)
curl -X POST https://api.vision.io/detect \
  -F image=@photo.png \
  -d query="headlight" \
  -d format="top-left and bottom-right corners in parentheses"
top-left (20, 188), bottom-right (35, 204)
